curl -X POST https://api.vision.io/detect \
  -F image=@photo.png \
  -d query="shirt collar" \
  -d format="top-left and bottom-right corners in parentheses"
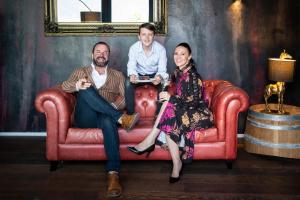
top-left (138, 41), bottom-right (154, 55)
top-left (91, 63), bottom-right (107, 75)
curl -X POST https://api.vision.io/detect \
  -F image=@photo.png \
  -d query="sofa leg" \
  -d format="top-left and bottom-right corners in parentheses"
top-left (225, 160), bottom-right (233, 169)
top-left (50, 161), bottom-right (63, 171)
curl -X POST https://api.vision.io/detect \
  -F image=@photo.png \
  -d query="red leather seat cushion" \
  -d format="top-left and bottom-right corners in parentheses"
top-left (66, 125), bottom-right (218, 144)
top-left (195, 127), bottom-right (218, 143)
top-left (66, 123), bottom-right (153, 144)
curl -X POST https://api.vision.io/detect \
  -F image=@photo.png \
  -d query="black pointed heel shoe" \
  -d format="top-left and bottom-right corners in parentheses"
top-left (127, 144), bottom-right (155, 158)
top-left (169, 164), bottom-right (184, 184)
top-left (169, 176), bottom-right (180, 183)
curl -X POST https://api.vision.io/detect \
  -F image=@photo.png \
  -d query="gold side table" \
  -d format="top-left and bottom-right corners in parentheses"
top-left (244, 104), bottom-right (300, 159)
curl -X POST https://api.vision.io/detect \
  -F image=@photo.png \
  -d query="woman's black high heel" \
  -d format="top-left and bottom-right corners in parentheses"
top-left (169, 164), bottom-right (184, 184)
top-left (127, 144), bottom-right (155, 158)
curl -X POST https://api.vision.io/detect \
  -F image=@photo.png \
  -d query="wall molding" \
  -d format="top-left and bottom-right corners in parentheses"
top-left (0, 132), bottom-right (46, 136)
top-left (0, 132), bottom-right (244, 138)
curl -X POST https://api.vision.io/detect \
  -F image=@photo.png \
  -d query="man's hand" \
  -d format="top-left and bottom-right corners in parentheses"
top-left (76, 78), bottom-right (92, 91)
top-left (129, 75), bottom-right (138, 84)
top-left (152, 75), bottom-right (162, 85)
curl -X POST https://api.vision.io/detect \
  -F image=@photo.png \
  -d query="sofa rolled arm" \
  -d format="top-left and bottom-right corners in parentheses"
top-left (210, 82), bottom-right (249, 158)
top-left (35, 85), bottom-right (76, 160)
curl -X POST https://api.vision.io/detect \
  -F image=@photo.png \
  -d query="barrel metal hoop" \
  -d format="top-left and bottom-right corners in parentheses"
top-left (244, 134), bottom-right (300, 149)
top-left (247, 117), bottom-right (300, 131)
top-left (248, 109), bottom-right (300, 121)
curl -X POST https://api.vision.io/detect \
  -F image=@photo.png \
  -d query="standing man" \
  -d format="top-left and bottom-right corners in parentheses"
top-left (61, 41), bottom-right (139, 198)
top-left (126, 23), bottom-right (168, 114)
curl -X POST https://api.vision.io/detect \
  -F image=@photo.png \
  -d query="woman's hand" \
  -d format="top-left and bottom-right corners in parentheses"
top-left (159, 91), bottom-right (170, 102)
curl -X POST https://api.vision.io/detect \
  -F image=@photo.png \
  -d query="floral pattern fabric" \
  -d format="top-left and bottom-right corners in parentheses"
top-left (157, 66), bottom-right (214, 163)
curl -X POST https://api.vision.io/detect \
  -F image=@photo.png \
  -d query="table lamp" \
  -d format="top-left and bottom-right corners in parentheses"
top-left (264, 50), bottom-right (296, 114)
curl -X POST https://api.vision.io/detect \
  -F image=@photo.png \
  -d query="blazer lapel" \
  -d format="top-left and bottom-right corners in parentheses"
top-left (105, 68), bottom-right (112, 86)
top-left (84, 66), bottom-right (96, 88)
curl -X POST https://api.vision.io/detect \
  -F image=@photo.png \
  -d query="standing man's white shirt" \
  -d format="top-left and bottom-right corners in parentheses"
top-left (127, 41), bottom-right (168, 80)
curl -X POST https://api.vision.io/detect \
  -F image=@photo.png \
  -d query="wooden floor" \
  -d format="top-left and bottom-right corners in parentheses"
top-left (0, 137), bottom-right (300, 200)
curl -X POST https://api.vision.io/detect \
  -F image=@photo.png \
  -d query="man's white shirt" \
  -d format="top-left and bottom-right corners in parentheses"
top-left (127, 41), bottom-right (168, 80)
top-left (91, 63), bottom-right (107, 89)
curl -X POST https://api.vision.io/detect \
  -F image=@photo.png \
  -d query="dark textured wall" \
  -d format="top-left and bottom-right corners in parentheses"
top-left (1, 0), bottom-right (300, 131)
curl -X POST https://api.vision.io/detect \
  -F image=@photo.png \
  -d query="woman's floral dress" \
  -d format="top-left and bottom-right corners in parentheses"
top-left (157, 66), bottom-right (214, 163)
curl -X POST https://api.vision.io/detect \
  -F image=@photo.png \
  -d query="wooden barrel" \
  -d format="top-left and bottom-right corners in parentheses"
top-left (244, 104), bottom-right (300, 159)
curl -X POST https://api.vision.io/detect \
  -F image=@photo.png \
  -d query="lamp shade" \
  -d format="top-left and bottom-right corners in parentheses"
top-left (268, 58), bottom-right (296, 82)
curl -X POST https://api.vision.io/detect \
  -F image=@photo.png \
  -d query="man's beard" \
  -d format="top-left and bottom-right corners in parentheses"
top-left (93, 56), bottom-right (109, 67)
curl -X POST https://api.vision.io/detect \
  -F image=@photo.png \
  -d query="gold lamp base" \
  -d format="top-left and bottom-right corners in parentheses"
top-left (261, 108), bottom-right (289, 115)
top-left (264, 81), bottom-right (286, 115)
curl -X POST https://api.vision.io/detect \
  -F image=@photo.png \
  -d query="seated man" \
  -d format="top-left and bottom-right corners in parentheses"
top-left (126, 23), bottom-right (169, 114)
top-left (61, 41), bottom-right (139, 198)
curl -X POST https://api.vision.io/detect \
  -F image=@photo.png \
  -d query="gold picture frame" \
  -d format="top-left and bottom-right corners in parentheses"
top-left (44, 0), bottom-right (168, 36)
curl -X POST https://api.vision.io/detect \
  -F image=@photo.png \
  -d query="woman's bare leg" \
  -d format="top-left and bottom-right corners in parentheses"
top-left (134, 100), bottom-right (168, 151)
top-left (166, 135), bottom-right (182, 178)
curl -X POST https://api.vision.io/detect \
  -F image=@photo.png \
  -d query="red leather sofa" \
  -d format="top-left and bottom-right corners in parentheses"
top-left (35, 80), bottom-right (249, 170)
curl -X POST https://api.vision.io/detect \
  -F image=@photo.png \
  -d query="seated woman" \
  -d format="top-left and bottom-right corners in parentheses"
top-left (127, 42), bottom-right (214, 183)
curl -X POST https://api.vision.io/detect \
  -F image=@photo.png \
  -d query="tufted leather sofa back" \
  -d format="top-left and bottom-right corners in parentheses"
top-left (134, 85), bottom-right (158, 119)
top-left (134, 80), bottom-right (231, 119)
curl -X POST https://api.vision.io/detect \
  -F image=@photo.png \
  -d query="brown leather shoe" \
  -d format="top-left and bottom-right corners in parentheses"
top-left (107, 171), bottom-right (122, 198)
top-left (121, 112), bottom-right (140, 131)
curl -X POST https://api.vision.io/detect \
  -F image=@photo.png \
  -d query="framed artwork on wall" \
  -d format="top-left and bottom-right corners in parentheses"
top-left (44, 0), bottom-right (168, 36)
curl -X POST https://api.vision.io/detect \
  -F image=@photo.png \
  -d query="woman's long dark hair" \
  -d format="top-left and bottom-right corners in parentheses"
top-left (173, 42), bottom-right (205, 102)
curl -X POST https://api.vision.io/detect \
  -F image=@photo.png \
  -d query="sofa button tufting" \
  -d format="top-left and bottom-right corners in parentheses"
top-left (142, 101), bottom-right (148, 107)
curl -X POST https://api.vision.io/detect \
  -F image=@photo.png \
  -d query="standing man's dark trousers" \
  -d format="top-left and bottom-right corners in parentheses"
top-left (74, 87), bottom-right (122, 172)
top-left (125, 75), bottom-right (163, 115)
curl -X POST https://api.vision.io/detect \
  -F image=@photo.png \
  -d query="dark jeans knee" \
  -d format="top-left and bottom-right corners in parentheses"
top-left (77, 86), bottom-right (97, 97)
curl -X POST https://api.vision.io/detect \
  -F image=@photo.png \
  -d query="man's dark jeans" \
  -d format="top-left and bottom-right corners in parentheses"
top-left (125, 74), bottom-right (163, 115)
top-left (74, 87), bottom-right (123, 173)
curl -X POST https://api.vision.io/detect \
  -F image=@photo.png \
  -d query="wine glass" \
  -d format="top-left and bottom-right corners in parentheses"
top-left (161, 76), bottom-right (171, 91)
